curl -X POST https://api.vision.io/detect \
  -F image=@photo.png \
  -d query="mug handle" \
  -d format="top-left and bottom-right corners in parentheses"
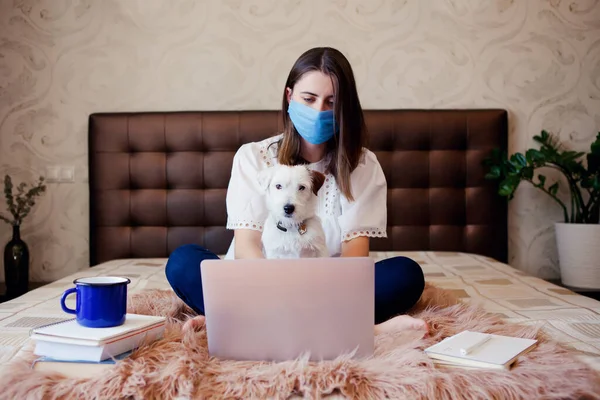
top-left (60, 287), bottom-right (77, 314)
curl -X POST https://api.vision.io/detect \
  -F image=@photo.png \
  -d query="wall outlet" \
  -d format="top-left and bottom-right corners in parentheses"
top-left (46, 166), bottom-right (60, 183)
top-left (45, 166), bottom-right (75, 183)
top-left (59, 166), bottom-right (75, 183)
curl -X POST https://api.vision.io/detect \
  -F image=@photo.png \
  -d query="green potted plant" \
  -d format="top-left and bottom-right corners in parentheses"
top-left (484, 130), bottom-right (600, 288)
top-left (0, 175), bottom-right (46, 300)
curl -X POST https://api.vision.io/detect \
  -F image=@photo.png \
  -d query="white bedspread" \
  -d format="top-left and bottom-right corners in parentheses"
top-left (1, 251), bottom-right (599, 373)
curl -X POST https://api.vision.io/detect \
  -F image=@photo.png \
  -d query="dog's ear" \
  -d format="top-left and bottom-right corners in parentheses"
top-left (257, 167), bottom-right (274, 191)
top-left (309, 170), bottom-right (326, 196)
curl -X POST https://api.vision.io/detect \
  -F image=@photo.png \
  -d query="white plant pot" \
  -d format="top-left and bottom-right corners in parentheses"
top-left (555, 222), bottom-right (600, 289)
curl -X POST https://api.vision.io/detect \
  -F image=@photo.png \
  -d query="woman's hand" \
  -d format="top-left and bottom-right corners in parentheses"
top-left (234, 229), bottom-right (265, 259)
top-left (341, 236), bottom-right (369, 257)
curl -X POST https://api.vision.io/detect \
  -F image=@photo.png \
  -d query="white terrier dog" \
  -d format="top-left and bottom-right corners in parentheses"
top-left (258, 165), bottom-right (328, 259)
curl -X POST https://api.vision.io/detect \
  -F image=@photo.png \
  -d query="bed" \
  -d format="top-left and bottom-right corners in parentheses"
top-left (1, 110), bottom-right (599, 398)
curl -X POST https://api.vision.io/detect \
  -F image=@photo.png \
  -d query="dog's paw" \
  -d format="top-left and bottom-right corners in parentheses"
top-left (182, 315), bottom-right (206, 333)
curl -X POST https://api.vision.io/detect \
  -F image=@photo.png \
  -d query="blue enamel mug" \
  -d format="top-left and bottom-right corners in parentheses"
top-left (60, 276), bottom-right (131, 328)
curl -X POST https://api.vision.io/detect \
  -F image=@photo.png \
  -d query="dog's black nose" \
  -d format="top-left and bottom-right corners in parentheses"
top-left (283, 204), bottom-right (295, 215)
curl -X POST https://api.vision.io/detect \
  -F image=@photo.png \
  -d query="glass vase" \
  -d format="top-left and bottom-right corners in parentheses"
top-left (3, 225), bottom-right (29, 300)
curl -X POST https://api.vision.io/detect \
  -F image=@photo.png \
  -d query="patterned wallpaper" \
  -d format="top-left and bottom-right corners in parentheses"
top-left (0, 0), bottom-right (599, 282)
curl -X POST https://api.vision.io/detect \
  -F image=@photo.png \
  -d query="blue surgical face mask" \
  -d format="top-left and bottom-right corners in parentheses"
top-left (287, 100), bottom-right (338, 145)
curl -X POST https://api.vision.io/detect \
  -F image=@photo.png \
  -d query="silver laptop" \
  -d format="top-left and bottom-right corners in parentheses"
top-left (200, 257), bottom-right (374, 362)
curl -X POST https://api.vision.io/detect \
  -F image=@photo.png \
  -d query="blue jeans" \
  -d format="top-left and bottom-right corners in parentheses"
top-left (165, 244), bottom-right (425, 325)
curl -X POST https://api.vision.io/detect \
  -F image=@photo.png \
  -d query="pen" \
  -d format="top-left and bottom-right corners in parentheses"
top-left (460, 334), bottom-right (492, 355)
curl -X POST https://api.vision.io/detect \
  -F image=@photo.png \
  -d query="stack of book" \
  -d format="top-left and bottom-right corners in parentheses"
top-left (30, 313), bottom-right (166, 378)
top-left (424, 330), bottom-right (538, 370)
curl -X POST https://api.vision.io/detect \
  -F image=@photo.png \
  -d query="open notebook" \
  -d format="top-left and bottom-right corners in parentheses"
top-left (30, 314), bottom-right (166, 362)
top-left (424, 330), bottom-right (538, 370)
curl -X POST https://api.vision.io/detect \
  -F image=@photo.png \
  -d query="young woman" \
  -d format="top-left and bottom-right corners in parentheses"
top-left (166, 47), bottom-right (428, 335)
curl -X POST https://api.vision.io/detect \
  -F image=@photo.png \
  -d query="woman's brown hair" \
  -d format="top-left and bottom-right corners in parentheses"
top-left (276, 47), bottom-right (368, 202)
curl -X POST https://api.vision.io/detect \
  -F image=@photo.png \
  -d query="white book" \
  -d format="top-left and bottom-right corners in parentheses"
top-left (30, 314), bottom-right (166, 362)
top-left (32, 350), bottom-right (132, 378)
top-left (424, 330), bottom-right (538, 370)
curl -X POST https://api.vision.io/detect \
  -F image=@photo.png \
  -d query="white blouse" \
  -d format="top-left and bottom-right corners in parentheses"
top-left (224, 134), bottom-right (388, 259)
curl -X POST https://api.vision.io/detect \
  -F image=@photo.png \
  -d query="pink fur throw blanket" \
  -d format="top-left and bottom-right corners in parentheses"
top-left (1, 284), bottom-right (599, 399)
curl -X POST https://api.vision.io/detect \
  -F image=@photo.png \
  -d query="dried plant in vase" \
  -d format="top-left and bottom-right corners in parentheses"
top-left (1, 175), bottom-right (46, 300)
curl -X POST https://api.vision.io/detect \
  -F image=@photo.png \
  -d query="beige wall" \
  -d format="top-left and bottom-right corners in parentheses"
top-left (0, 0), bottom-right (599, 282)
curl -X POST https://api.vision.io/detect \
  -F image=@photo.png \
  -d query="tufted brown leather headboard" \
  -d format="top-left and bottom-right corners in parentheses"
top-left (89, 110), bottom-right (507, 266)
